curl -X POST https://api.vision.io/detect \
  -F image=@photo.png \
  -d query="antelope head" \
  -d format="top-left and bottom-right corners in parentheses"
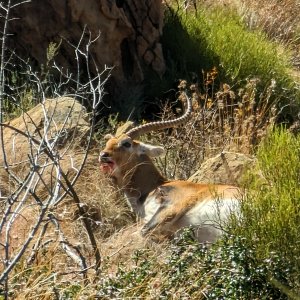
top-left (99, 133), bottom-right (165, 181)
top-left (99, 95), bottom-right (241, 242)
top-left (99, 93), bottom-right (192, 213)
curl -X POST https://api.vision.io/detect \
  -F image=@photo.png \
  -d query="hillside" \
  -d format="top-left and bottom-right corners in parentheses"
top-left (0, 0), bottom-right (300, 299)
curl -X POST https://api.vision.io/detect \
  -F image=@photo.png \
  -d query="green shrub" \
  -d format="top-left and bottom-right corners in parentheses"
top-left (98, 230), bottom-right (294, 299)
top-left (235, 128), bottom-right (300, 295)
top-left (186, 9), bottom-right (291, 82)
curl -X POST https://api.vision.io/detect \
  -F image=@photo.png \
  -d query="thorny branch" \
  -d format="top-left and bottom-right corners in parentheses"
top-left (0, 3), bottom-right (110, 296)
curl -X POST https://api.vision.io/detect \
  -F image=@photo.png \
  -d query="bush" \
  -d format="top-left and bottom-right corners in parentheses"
top-left (234, 128), bottom-right (300, 295)
top-left (98, 230), bottom-right (294, 299)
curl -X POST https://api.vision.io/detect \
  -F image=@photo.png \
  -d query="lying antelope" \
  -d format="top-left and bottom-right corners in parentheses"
top-left (99, 94), bottom-right (240, 242)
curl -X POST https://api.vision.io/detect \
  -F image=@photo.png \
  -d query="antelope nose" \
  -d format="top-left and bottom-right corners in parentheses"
top-left (99, 151), bottom-right (110, 162)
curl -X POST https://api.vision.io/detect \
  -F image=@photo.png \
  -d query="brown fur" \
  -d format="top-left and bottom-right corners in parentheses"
top-left (145, 181), bottom-right (239, 235)
top-left (100, 134), bottom-right (240, 241)
top-left (101, 135), bottom-right (166, 200)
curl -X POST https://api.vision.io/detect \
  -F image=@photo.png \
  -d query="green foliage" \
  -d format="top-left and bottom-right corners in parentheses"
top-left (2, 89), bottom-right (37, 121)
top-left (60, 284), bottom-right (82, 299)
top-left (235, 128), bottom-right (300, 293)
top-left (187, 9), bottom-right (291, 82)
top-left (162, 8), bottom-right (218, 79)
top-left (161, 5), bottom-right (299, 112)
top-left (46, 41), bottom-right (61, 63)
top-left (98, 230), bottom-right (294, 299)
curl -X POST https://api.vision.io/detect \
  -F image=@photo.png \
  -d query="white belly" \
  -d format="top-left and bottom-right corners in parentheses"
top-left (132, 192), bottom-right (240, 243)
top-left (179, 198), bottom-right (240, 242)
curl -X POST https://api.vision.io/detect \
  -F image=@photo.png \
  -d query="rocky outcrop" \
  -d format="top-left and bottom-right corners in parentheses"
top-left (0, 97), bottom-right (89, 197)
top-left (6, 0), bottom-right (165, 113)
top-left (1, 97), bottom-right (89, 163)
top-left (0, 98), bottom-right (92, 257)
top-left (189, 152), bottom-right (255, 185)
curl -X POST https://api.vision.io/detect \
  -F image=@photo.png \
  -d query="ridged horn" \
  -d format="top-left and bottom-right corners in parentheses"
top-left (126, 92), bottom-right (192, 139)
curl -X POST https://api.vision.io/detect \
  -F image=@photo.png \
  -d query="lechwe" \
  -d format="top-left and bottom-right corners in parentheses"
top-left (99, 94), bottom-right (240, 242)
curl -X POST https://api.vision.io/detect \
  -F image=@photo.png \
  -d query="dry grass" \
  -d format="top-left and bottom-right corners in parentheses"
top-left (151, 75), bottom-right (277, 180)
top-left (237, 0), bottom-right (300, 43)
top-left (68, 151), bottom-right (134, 237)
top-left (237, 0), bottom-right (300, 69)
top-left (1, 74), bottom-right (278, 297)
top-left (3, 149), bottom-right (148, 298)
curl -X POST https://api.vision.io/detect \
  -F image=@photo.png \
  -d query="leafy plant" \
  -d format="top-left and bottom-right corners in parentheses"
top-left (98, 229), bottom-right (295, 299)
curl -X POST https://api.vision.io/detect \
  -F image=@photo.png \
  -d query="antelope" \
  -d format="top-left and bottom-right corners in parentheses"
top-left (99, 94), bottom-right (240, 242)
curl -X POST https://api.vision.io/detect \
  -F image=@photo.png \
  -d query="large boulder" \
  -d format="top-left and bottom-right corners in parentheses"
top-left (0, 97), bottom-right (90, 198)
top-left (189, 151), bottom-right (255, 185)
top-left (1, 97), bottom-right (89, 164)
top-left (0, 98), bottom-right (94, 259)
top-left (6, 0), bottom-right (165, 114)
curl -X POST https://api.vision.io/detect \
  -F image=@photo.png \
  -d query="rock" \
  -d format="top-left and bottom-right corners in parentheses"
top-left (0, 97), bottom-right (89, 197)
top-left (0, 98), bottom-right (91, 256)
top-left (1, 97), bottom-right (89, 164)
top-left (189, 152), bottom-right (255, 185)
top-left (6, 0), bottom-right (165, 114)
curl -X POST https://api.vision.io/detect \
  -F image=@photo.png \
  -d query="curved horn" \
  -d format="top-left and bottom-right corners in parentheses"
top-left (126, 92), bottom-right (192, 139)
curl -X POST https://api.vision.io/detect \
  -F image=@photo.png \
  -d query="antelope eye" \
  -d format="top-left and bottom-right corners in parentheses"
top-left (122, 141), bottom-right (132, 148)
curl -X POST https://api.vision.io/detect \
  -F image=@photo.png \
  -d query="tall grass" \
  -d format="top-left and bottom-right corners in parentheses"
top-left (234, 128), bottom-right (300, 294)
top-left (149, 77), bottom-right (277, 180)
top-left (236, 0), bottom-right (300, 69)
top-left (237, 0), bottom-right (300, 45)
top-left (162, 4), bottom-right (299, 115)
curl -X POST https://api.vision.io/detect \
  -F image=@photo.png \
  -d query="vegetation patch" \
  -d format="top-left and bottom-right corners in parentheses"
top-left (234, 128), bottom-right (300, 294)
top-left (161, 3), bottom-right (299, 117)
top-left (98, 230), bottom-right (294, 299)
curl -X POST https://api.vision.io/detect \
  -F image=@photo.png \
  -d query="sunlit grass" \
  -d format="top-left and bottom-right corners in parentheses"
top-left (234, 128), bottom-right (300, 294)
top-left (162, 4), bottom-right (299, 111)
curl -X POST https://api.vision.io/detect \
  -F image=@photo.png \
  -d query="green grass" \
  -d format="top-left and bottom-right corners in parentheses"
top-left (186, 9), bottom-right (291, 81)
top-left (239, 128), bottom-right (300, 255)
top-left (235, 128), bottom-right (300, 295)
top-left (161, 5), bottom-right (299, 116)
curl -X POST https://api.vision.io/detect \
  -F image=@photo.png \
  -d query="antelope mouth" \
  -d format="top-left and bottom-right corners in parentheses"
top-left (99, 157), bottom-right (116, 174)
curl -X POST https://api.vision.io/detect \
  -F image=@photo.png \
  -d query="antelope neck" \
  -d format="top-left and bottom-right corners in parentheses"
top-left (120, 156), bottom-right (166, 215)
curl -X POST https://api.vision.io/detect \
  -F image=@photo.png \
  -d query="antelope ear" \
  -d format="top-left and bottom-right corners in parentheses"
top-left (137, 142), bottom-right (165, 157)
top-left (104, 134), bottom-right (114, 140)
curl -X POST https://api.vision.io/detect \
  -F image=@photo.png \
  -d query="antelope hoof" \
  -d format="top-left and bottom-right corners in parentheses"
top-left (141, 225), bottom-right (150, 237)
